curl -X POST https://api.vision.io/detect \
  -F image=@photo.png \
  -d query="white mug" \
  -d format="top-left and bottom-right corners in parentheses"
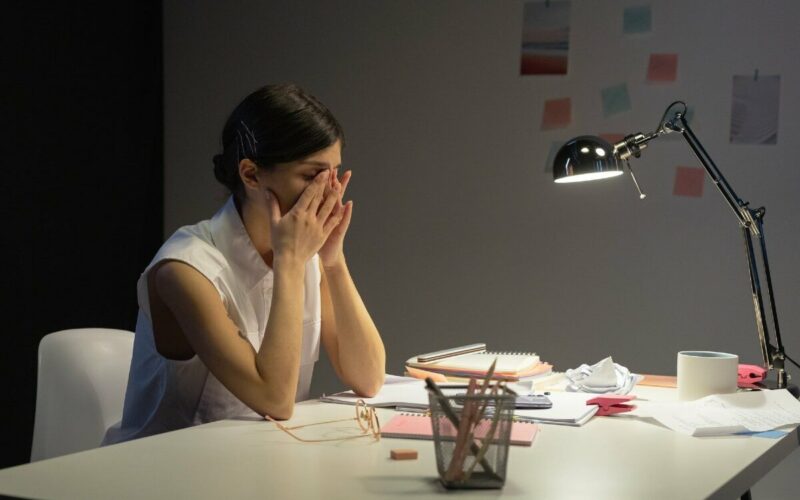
top-left (677, 351), bottom-right (739, 401)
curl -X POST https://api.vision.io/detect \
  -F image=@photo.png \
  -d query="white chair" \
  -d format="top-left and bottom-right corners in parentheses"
top-left (30, 328), bottom-right (134, 461)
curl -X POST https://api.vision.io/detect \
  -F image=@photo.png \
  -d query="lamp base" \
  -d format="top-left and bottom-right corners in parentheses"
top-left (754, 379), bottom-right (800, 398)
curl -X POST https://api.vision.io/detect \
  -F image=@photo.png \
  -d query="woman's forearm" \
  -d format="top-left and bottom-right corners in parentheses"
top-left (323, 259), bottom-right (385, 396)
top-left (255, 257), bottom-right (306, 418)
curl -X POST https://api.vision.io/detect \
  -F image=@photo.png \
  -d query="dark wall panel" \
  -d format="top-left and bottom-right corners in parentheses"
top-left (2, 2), bottom-right (163, 467)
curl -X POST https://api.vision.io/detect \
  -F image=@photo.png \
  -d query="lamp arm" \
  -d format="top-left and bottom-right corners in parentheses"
top-left (669, 116), bottom-right (750, 228)
top-left (668, 115), bottom-right (789, 387)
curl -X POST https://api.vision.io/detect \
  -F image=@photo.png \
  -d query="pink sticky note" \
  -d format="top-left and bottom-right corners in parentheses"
top-left (673, 166), bottom-right (704, 197)
top-left (541, 98), bottom-right (571, 130)
top-left (647, 53), bottom-right (678, 83)
top-left (599, 133), bottom-right (625, 145)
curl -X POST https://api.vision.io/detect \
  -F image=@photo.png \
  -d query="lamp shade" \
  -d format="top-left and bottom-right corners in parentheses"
top-left (552, 136), bottom-right (623, 183)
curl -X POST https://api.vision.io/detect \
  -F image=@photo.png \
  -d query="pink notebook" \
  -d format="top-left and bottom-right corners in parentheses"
top-left (381, 414), bottom-right (539, 447)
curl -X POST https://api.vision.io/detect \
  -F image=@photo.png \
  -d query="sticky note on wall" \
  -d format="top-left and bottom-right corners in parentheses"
top-left (623, 5), bottom-right (652, 34)
top-left (647, 53), bottom-right (678, 83)
top-left (541, 97), bottom-right (571, 130)
top-left (673, 166), bottom-right (704, 197)
top-left (601, 84), bottom-right (631, 117)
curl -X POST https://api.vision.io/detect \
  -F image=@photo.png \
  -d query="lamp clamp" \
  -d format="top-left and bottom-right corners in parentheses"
top-left (613, 132), bottom-right (659, 161)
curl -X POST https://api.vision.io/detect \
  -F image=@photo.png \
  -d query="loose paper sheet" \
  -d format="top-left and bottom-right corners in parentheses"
top-left (636, 389), bottom-right (800, 436)
top-left (730, 74), bottom-right (780, 145)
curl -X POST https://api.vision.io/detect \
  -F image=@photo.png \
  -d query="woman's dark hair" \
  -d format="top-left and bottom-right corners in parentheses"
top-left (212, 83), bottom-right (344, 197)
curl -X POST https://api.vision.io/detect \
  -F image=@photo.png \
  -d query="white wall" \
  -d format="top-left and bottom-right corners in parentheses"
top-left (164, 1), bottom-right (800, 495)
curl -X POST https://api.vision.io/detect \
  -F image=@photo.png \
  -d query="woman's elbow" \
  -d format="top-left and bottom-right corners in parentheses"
top-left (256, 398), bottom-right (295, 421)
top-left (352, 375), bottom-right (385, 398)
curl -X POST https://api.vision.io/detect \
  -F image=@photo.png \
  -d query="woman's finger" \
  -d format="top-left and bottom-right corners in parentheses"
top-left (317, 185), bottom-right (340, 222)
top-left (301, 170), bottom-right (329, 213)
top-left (339, 200), bottom-right (353, 231)
top-left (323, 203), bottom-right (345, 234)
top-left (265, 190), bottom-right (281, 226)
top-left (339, 170), bottom-right (352, 199)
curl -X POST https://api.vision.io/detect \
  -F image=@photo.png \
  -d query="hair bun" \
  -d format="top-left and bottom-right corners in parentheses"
top-left (212, 153), bottom-right (230, 186)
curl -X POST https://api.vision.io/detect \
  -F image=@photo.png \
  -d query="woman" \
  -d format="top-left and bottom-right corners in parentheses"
top-left (104, 84), bottom-right (385, 444)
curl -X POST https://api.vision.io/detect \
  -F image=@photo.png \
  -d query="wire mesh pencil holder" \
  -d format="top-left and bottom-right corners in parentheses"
top-left (428, 391), bottom-right (515, 489)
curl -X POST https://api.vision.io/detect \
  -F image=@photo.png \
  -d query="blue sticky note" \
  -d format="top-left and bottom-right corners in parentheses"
top-left (545, 141), bottom-right (564, 173)
top-left (601, 84), bottom-right (631, 117)
top-left (624, 5), bottom-right (652, 34)
top-left (736, 430), bottom-right (788, 439)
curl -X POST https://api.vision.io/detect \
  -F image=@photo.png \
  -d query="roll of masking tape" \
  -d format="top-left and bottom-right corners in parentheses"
top-left (677, 351), bottom-right (738, 401)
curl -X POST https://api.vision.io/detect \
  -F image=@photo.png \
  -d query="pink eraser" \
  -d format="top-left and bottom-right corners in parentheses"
top-left (390, 449), bottom-right (418, 460)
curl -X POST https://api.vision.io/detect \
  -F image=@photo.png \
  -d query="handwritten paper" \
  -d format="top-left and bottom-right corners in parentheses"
top-left (541, 97), bottom-right (572, 130)
top-left (639, 390), bottom-right (800, 436)
top-left (673, 166), bottom-right (704, 197)
top-left (623, 5), bottom-right (652, 35)
top-left (520, 0), bottom-right (571, 75)
top-left (647, 53), bottom-right (678, 83)
top-left (601, 84), bottom-right (631, 117)
top-left (730, 74), bottom-right (780, 145)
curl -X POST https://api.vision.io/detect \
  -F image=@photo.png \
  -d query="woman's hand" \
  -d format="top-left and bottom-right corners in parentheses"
top-left (318, 170), bottom-right (353, 268)
top-left (266, 171), bottom-right (344, 267)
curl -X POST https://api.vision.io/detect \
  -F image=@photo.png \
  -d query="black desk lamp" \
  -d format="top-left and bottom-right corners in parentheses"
top-left (553, 101), bottom-right (798, 394)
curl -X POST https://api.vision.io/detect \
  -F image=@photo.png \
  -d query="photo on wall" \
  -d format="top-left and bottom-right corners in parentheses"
top-left (520, 0), bottom-right (571, 75)
top-left (730, 74), bottom-right (780, 145)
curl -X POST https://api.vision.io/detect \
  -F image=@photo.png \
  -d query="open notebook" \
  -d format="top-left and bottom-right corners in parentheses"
top-left (381, 413), bottom-right (539, 446)
top-left (405, 343), bottom-right (543, 379)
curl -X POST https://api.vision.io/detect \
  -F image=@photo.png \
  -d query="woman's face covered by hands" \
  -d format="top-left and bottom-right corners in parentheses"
top-left (261, 140), bottom-right (343, 214)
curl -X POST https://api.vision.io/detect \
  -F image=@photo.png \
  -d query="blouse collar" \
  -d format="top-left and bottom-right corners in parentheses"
top-left (208, 196), bottom-right (272, 291)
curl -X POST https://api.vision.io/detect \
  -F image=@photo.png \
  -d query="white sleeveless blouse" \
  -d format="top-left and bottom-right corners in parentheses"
top-left (103, 197), bottom-right (321, 445)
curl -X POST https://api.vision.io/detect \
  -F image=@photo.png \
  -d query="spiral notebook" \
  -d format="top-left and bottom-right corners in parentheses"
top-left (405, 343), bottom-right (542, 379)
top-left (381, 413), bottom-right (539, 446)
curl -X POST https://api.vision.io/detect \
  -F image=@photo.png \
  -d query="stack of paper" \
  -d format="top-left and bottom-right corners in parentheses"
top-left (405, 345), bottom-right (550, 381)
top-left (633, 389), bottom-right (800, 436)
top-left (511, 392), bottom-right (599, 426)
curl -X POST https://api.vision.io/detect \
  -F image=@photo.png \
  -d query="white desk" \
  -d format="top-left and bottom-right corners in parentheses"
top-left (0, 386), bottom-right (797, 499)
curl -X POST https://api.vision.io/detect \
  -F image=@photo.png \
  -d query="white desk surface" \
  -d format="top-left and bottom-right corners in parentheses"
top-left (0, 386), bottom-right (797, 500)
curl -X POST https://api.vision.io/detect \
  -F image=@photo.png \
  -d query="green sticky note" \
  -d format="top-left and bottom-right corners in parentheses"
top-left (601, 84), bottom-right (631, 117)
top-left (624, 5), bottom-right (652, 34)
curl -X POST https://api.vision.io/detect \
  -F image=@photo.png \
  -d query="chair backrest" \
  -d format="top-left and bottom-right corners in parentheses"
top-left (30, 328), bottom-right (134, 461)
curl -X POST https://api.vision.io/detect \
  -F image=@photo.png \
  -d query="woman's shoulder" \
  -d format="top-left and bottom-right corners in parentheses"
top-left (149, 221), bottom-right (228, 279)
